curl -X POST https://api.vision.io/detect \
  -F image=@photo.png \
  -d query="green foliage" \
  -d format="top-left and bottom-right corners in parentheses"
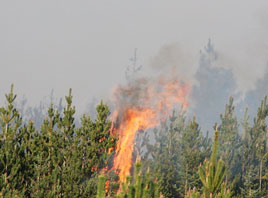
top-left (103, 162), bottom-right (159, 198)
top-left (218, 97), bottom-right (242, 195)
top-left (0, 85), bottom-right (25, 197)
top-left (240, 165), bottom-right (260, 198)
top-left (151, 112), bottom-right (184, 198)
top-left (3, 85), bottom-right (268, 197)
top-left (239, 97), bottom-right (268, 197)
top-left (146, 112), bottom-right (210, 198)
top-left (179, 117), bottom-right (208, 195)
top-left (0, 86), bottom-right (116, 197)
top-left (199, 129), bottom-right (227, 197)
top-left (187, 128), bottom-right (231, 198)
top-left (186, 96), bottom-right (268, 198)
top-left (97, 175), bottom-right (106, 198)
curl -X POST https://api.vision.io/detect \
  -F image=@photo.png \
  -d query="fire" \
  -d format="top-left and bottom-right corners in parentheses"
top-left (111, 74), bottom-right (191, 182)
top-left (105, 180), bottom-right (110, 193)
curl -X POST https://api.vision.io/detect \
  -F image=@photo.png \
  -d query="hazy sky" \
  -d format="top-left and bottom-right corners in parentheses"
top-left (1, 1), bottom-right (268, 113)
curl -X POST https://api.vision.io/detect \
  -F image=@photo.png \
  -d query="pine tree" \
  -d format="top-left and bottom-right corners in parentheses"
top-left (105, 162), bottom-right (159, 198)
top-left (186, 127), bottom-right (231, 198)
top-left (76, 100), bottom-right (117, 196)
top-left (57, 89), bottom-right (82, 197)
top-left (240, 107), bottom-right (260, 197)
top-left (178, 117), bottom-right (209, 195)
top-left (0, 85), bottom-right (26, 197)
top-left (30, 103), bottom-right (62, 197)
top-left (152, 112), bottom-right (184, 198)
top-left (218, 97), bottom-right (242, 195)
top-left (238, 97), bottom-right (268, 197)
top-left (199, 128), bottom-right (226, 196)
top-left (20, 120), bottom-right (37, 197)
top-left (254, 96), bottom-right (268, 195)
top-left (240, 96), bottom-right (268, 197)
top-left (185, 127), bottom-right (231, 198)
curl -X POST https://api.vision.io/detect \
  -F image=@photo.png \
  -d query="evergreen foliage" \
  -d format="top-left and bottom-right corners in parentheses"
top-left (0, 84), bottom-right (25, 197)
top-left (179, 117), bottom-right (208, 195)
top-left (240, 96), bottom-right (268, 197)
top-left (151, 112), bottom-right (184, 198)
top-left (147, 112), bottom-right (210, 198)
top-left (198, 128), bottom-right (230, 197)
top-left (218, 97), bottom-right (242, 195)
top-left (99, 162), bottom-right (159, 198)
top-left (186, 128), bottom-right (231, 198)
top-left (2, 85), bottom-right (268, 197)
top-left (0, 86), bottom-right (116, 197)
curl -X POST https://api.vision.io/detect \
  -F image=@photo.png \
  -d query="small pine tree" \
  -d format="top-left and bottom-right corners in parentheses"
top-left (31, 103), bottom-right (62, 197)
top-left (20, 120), bottom-right (37, 197)
top-left (240, 96), bottom-right (268, 197)
top-left (254, 96), bottom-right (268, 195)
top-left (179, 117), bottom-right (209, 195)
top-left (76, 100), bottom-right (117, 196)
top-left (152, 112), bottom-right (184, 198)
top-left (198, 127), bottom-right (231, 198)
top-left (57, 89), bottom-right (82, 197)
top-left (218, 97), bottom-right (242, 195)
top-left (109, 162), bottom-right (159, 198)
top-left (0, 85), bottom-right (26, 197)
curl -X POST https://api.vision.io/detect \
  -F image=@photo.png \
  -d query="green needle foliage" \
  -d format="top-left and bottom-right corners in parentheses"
top-left (199, 129), bottom-right (228, 197)
top-left (0, 84), bottom-right (25, 197)
top-left (0, 86), bottom-right (116, 197)
top-left (199, 128), bottom-right (229, 197)
top-left (187, 128), bottom-right (231, 198)
top-left (98, 162), bottom-right (159, 198)
top-left (149, 112), bottom-right (185, 198)
top-left (179, 117), bottom-right (208, 195)
top-left (218, 97), bottom-right (242, 195)
top-left (2, 85), bottom-right (268, 197)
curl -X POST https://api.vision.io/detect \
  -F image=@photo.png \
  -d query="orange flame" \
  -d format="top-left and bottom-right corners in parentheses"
top-left (105, 180), bottom-right (110, 193)
top-left (111, 74), bottom-right (191, 182)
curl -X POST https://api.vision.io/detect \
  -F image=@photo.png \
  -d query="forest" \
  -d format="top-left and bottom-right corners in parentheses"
top-left (0, 84), bottom-right (268, 198)
top-left (1, 0), bottom-right (268, 197)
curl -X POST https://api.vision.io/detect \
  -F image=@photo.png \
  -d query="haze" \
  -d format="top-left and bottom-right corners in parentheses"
top-left (0, 0), bottom-right (268, 115)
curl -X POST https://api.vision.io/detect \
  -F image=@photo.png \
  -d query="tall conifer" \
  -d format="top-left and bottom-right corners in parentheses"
top-left (218, 97), bottom-right (242, 194)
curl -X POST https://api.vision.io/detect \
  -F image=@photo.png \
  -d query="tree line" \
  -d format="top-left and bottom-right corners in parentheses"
top-left (1, 85), bottom-right (268, 197)
top-left (0, 85), bottom-right (116, 197)
top-left (134, 96), bottom-right (268, 198)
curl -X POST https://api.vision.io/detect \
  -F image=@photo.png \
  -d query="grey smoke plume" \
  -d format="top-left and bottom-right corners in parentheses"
top-left (212, 11), bottom-right (268, 97)
top-left (147, 30), bottom-right (268, 132)
top-left (150, 43), bottom-right (199, 86)
top-left (147, 41), bottom-right (233, 132)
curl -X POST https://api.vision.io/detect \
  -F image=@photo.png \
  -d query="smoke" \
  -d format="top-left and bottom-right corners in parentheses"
top-left (112, 72), bottom-right (190, 118)
top-left (212, 46), bottom-right (268, 98)
top-left (144, 25), bottom-right (268, 132)
top-left (212, 10), bottom-right (268, 98)
top-left (150, 43), bottom-right (199, 86)
top-left (148, 5), bottom-right (268, 105)
top-left (192, 42), bottom-right (237, 132)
